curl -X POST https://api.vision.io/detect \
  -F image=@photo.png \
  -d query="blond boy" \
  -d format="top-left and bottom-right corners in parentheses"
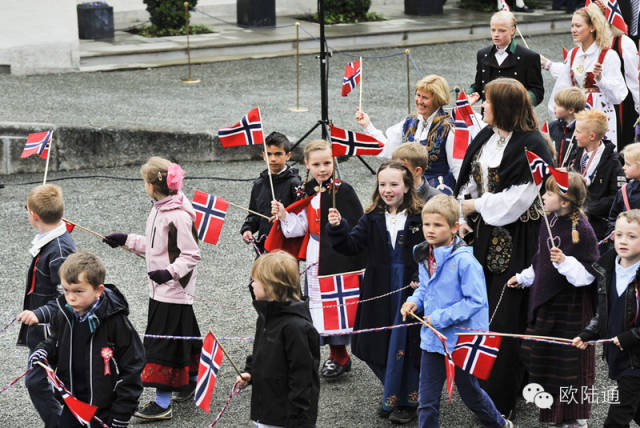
top-left (551, 87), bottom-right (586, 166)
top-left (392, 142), bottom-right (441, 202)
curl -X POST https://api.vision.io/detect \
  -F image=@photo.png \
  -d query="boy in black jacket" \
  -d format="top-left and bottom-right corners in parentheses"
top-left (241, 131), bottom-right (301, 255)
top-left (570, 109), bottom-right (626, 240)
top-left (16, 184), bottom-right (75, 428)
top-left (573, 210), bottom-right (640, 427)
top-left (236, 251), bottom-right (320, 428)
top-left (549, 87), bottom-right (585, 167)
top-left (30, 251), bottom-right (144, 428)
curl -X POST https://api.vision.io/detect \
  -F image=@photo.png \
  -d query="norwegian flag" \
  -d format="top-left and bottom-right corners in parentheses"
top-left (453, 120), bottom-right (471, 159)
top-left (604, 0), bottom-right (628, 34)
top-left (526, 150), bottom-right (570, 193)
top-left (455, 90), bottom-right (475, 127)
top-left (192, 190), bottom-right (229, 245)
top-left (499, 0), bottom-right (510, 11)
top-left (318, 271), bottom-right (363, 333)
top-left (217, 108), bottom-right (264, 148)
top-left (585, 92), bottom-right (594, 110)
top-left (341, 60), bottom-right (361, 97)
top-left (21, 131), bottom-right (53, 159)
top-left (585, 0), bottom-right (591, 5)
top-left (452, 335), bottom-right (502, 380)
top-left (42, 364), bottom-right (98, 425)
top-left (329, 125), bottom-right (384, 156)
top-left (562, 46), bottom-right (568, 61)
top-left (541, 121), bottom-right (549, 134)
top-left (63, 219), bottom-right (75, 233)
top-left (195, 332), bottom-right (224, 413)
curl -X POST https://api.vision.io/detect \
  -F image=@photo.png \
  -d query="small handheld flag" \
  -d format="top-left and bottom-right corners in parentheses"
top-left (341, 60), bottom-right (361, 97)
top-left (453, 120), bottom-right (471, 160)
top-left (195, 332), bottom-right (224, 413)
top-left (455, 91), bottom-right (475, 127)
top-left (604, 0), bottom-right (628, 34)
top-left (452, 335), bottom-right (501, 380)
top-left (329, 125), bottom-right (384, 156)
top-left (500, 0), bottom-right (510, 11)
top-left (318, 271), bottom-right (363, 333)
top-left (41, 364), bottom-right (98, 425)
top-left (562, 46), bottom-right (568, 61)
top-left (541, 121), bottom-right (549, 134)
top-left (192, 190), bottom-right (229, 245)
top-left (21, 131), bottom-right (53, 159)
top-left (526, 150), bottom-right (570, 193)
top-left (218, 108), bottom-right (264, 148)
top-left (585, 92), bottom-right (594, 110)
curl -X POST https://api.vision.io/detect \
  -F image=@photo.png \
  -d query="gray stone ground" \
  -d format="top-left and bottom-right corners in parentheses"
top-left (0, 35), bottom-right (620, 427)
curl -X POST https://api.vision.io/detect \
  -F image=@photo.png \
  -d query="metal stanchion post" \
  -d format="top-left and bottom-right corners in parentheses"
top-left (181, 1), bottom-right (200, 84)
top-left (288, 22), bottom-right (308, 112)
top-left (405, 49), bottom-right (411, 115)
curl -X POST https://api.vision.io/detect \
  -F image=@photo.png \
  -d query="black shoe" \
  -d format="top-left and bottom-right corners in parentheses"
top-left (376, 404), bottom-right (393, 419)
top-left (172, 385), bottom-right (195, 402)
top-left (389, 407), bottom-right (417, 424)
top-left (513, 5), bottom-right (533, 12)
top-left (320, 357), bottom-right (352, 378)
top-left (133, 401), bottom-right (172, 420)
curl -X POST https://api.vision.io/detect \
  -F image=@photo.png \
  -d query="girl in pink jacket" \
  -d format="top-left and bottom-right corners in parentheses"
top-left (104, 157), bottom-right (201, 421)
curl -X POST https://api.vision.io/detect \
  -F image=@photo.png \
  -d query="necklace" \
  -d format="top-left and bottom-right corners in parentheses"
top-left (496, 133), bottom-right (508, 147)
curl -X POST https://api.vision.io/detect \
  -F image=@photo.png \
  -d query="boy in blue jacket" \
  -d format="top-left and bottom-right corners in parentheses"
top-left (400, 195), bottom-right (511, 428)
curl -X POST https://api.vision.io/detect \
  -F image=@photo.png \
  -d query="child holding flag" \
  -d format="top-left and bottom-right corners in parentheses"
top-left (103, 157), bottom-right (201, 421)
top-left (326, 161), bottom-right (424, 424)
top-left (400, 195), bottom-right (510, 428)
top-left (236, 251), bottom-right (320, 428)
top-left (30, 251), bottom-right (144, 428)
top-left (508, 171), bottom-right (598, 427)
top-left (267, 139), bottom-right (365, 379)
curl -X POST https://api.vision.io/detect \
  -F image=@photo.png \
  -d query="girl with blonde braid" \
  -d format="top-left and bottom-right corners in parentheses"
top-left (507, 172), bottom-right (599, 427)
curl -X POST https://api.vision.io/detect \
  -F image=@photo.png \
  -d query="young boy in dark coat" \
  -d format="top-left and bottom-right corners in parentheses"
top-left (549, 87), bottom-right (585, 167)
top-left (573, 210), bottom-right (640, 427)
top-left (241, 131), bottom-right (301, 255)
top-left (30, 251), bottom-right (145, 428)
top-left (16, 184), bottom-right (75, 428)
top-left (237, 251), bottom-right (320, 428)
top-left (608, 143), bottom-right (640, 233)
top-left (569, 109), bottom-right (626, 240)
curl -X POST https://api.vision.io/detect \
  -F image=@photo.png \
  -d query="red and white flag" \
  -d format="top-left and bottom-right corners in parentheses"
top-left (329, 125), bottom-right (384, 156)
top-left (541, 121), bottom-right (549, 134)
top-left (452, 335), bottom-right (502, 380)
top-left (318, 270), bottom-right (363, 334)
top-left (21, 131), bottom-right (53, 159)
top-left (217, 108), bottom-right (264, 148)
top-left (341, 60), bottom-right (361, 97)
top-left (499, 0), bottom-right (510, 11)
top-left (585, 92), bottom-right (594, 110)
top-left (192, 190), bottom-right (229, 245)
top-left (63, 219), bottom-right (75, 233)
top-left (526, 150), bottom-right (570, 193)
top-left (195, 332), bottom-right (224, 413)
top-left (604, 0), bottom-right (628, 34)
top-left (42, 364), bottom-right (98, 425)
top-left (455, 90), bottom-right (475, 127)
top-left (453, 120), bottom-right (471, 160)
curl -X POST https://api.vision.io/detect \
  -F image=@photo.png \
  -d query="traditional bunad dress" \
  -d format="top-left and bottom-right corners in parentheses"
top-left (611, 34), bottom-right (639, 150)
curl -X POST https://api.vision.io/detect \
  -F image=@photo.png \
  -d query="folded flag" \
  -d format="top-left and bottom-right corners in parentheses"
top-left (330, 125), bottom-right (384, 156)
top-left (541, 121), bottom-right (549, 134)
top-left (604, 0), bottom-right (628, 34)
top-left (318, 270), bottom-right (363, 333)
top-left (452, 335), bottom-right (501, 380)
top-left (453, 120), bottom-right (471, 160)
top-left (341, 60), bottom-right (361, 97)
top-left (218, 108), bottom-right (264, 148)
top-left (21, 131), bottom-right (53, 159)
top-left (42, 364), bottom-right (98, 425)
top-left (499, 0), bottom-right (510, 11)
top-left (526, 150), bottom-right (569, 193)
top-left (455, 90), bottom-right (475, 127)
top-left (192, 190), bottom-right (229, 245)
top-left (195, 332), bottom-right (224, 413)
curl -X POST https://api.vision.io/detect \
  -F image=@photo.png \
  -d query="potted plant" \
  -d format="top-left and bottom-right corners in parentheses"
top-left (77, 2), bottom-right (115, 40)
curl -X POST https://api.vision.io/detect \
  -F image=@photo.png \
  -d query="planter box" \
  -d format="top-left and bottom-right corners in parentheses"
top-left (77, 5), bottom-right (115, 40)
top-left (237, 0), bottom-right (276, 27)
top-left (405, 0), bottom-right (444, 15)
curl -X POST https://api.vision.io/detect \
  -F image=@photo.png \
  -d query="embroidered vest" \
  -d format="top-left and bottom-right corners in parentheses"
top-left (401, 108), bottom-right (453, 175)
top-left (569, 46), bottom-right (609, 89)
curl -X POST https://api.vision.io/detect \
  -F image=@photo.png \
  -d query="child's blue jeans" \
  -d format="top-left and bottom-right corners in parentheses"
top-left (418, 351), bottom-right (505, 428)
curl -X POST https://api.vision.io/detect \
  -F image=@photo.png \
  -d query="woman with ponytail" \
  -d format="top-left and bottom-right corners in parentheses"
top-left (507, 171), bottom-right (599, 427)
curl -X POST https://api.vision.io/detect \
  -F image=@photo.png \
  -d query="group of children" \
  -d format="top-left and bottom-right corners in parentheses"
top-left (15, 109), bottom-right (640, 428)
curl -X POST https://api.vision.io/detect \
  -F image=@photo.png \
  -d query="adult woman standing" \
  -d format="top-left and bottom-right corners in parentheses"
top-left (468, 11), bottom-right (544, 107)
top-left (455, 78), bottom-right (553, 417)
top-left (355, 75), bottom-right (459, 195)
top-left (548, 6), bottom-right (628, 147)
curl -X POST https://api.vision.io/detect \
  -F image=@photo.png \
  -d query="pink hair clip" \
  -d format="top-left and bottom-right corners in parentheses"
top-left (167, 163), bottom-right (185, 191)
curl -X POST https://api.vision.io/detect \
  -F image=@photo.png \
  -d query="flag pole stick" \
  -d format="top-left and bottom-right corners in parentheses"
top-left (332, 165), bottom-right (337, 209)
top-left (226, 201), bottom-right (271, 220)
top-left (42, 133), bottom-right (53, 185)
top-left (62, 218), bottom-right (145, 259)
top-left (560, 132), bottom-right (576, 168)
top-left (358, 56), bottom-right (363, 112)
top-left (210, 332), bottom-right (243, 377)
top-left (405, 49), bottom-right (411, 115)
top-left (408, 311), bottom-right (446, 341)
top-left (516, 26), bottom-right (530, 49)
top-left (260, 109), bottom-right (277, 202)
top-left (456, 331), bottom-right (573, 343)
top-left (524, 148), bottom-right (556, 248)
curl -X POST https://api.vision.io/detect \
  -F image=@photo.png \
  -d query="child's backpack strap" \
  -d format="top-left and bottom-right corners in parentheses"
top-left (622, 183), bottom-right (631, 211)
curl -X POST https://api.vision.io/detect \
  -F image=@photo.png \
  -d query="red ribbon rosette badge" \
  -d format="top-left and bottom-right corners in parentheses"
top-left (101, 347), bottom-right (113, 375)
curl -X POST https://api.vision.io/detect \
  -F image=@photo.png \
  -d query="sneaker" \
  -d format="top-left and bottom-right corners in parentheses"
top-left (389, 407), bottom-right (417, 424)
top-left (320, 357), bottom-right (352, 378)
top-left (376, 403), bottom-right (392, 419)
top-left (133, 401), bottom-right (172, 420)
top-left (172, 385), bottom-right (195, 402)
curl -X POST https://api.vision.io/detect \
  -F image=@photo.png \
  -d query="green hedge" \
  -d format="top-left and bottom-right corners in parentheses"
top-left (143, 0), bottom-right (198, 30)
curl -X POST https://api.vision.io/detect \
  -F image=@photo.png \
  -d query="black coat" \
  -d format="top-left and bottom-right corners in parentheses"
top-left (619, 0), bottom-right (640, 43)
top-left (35, 284), bottom-right (145, 424)
top-left (18, 230), bottom-right (75, 349)
top-left (608, 180), bottom-right (640, 232)
top-left (469, 40), bottom-right (544, 106)
top-left (240, 166), bottom-right (301, 249)
top-left (244, 298), bottom-right (320, 428)
top-left (326, 209), bottom-right (424, 368)
top-left (570, 141), bottom-right (626, 240)
top-left (549, 119), bottom-right (577, 167)
top-left (579, 251), bottom-right (640, 368)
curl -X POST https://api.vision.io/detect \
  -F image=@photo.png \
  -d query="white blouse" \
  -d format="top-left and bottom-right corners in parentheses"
top-left (385, 209), bottom-right (407, 249)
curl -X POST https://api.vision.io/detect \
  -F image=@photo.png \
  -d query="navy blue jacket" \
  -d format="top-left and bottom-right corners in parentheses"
top-left (549, 119), bottom-right (577, 167)
top-left (608, 180), bottom-right (640, 232)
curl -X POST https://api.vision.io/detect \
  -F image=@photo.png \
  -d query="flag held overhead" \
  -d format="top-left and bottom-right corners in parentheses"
top-left (329, 125), bottom-right (384, 156)
top-left (21, 131), bottom-right (53, 159)
top-left (341, 60), bottom-right (361, 97)
top-left (218, 108), bottom-right (264, 148)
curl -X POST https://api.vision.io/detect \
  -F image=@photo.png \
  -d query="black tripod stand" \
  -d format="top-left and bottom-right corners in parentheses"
top-left (290, 0), bottom-right (375, 175)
